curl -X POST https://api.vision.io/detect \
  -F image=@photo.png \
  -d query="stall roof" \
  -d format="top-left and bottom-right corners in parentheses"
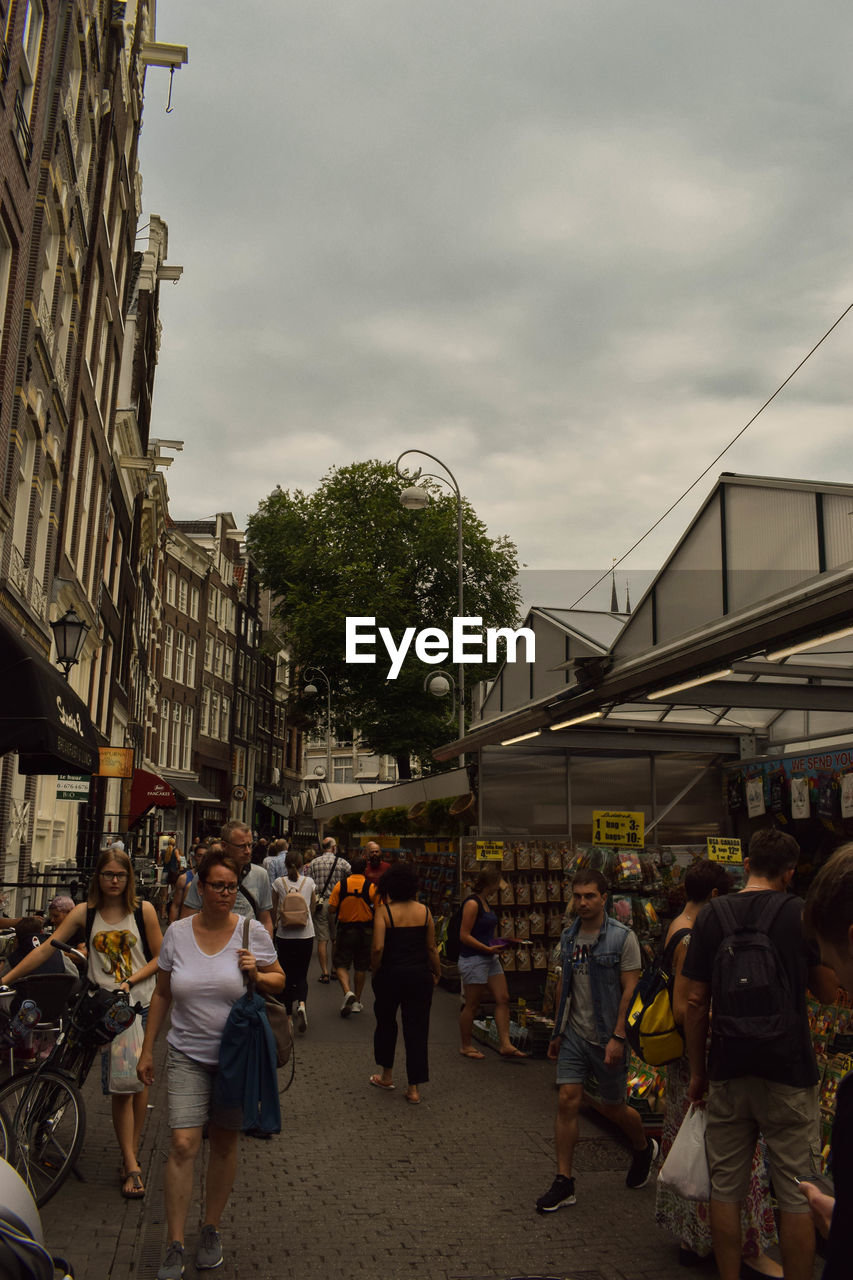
top-left (435, 474), bottom-right (853, 761)
top-left (162, 774), bottom-right (221, 805)
top-left (312, 766), bottom-right (470, 819)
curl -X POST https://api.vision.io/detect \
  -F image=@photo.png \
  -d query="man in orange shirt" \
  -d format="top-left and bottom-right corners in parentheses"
top-left (328, 857), bottom-right (377, 1016)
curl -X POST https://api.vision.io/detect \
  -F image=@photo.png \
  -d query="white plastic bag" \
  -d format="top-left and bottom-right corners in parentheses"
top-left (108, 1017), bottom-right (144, 1093)
top-left (658, 1104), bottom-right (710, 1200)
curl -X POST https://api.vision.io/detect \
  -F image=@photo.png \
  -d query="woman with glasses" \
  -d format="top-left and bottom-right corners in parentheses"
top-left (3, 846), bottom-right (163, 1200)
top-left (138, 848), bottom-right (284, 1280)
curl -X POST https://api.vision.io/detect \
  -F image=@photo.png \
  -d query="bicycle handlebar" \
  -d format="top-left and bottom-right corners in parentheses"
top-left (49, 938), bottom-right (88, 965)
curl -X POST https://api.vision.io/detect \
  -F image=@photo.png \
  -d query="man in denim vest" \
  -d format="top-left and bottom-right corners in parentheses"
top-left (536, 869), bottom-right (657, 1213)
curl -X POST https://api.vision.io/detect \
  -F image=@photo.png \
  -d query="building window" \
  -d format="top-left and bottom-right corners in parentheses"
top-left (0, 221), bottom-right (13, 356)
top-left (159, 698), bottom-right (169, 767)
top-left (182, 705), bottom-right (193, 771)
top-left (178, 578), bottom-right (188, 614)
top-left (170, 703), bottom-right (181, 770)
top-left (18, 0), bottom-right (44, 124)
top-left (190, 585), bottom-right (199, 619)
top-left (204, 635), bottom-right (213, 671)
top-left (200, 686), bottom-right (210, 736)
top-left (214, 640), bottom-right (223, 677)
top-left (163, 624), bottom-right (173, 680)
top-left (224, 646), bottom-right (233, 682)
top-left (210, 690), bottom-right (220, 740)
top-left (174, 631), bottom-right (185, 684)
top-left (166, 570), bottom-right (176, 606)
top-left (186, 636), bottom-right (197, 687)
top-left (221, 695), bottom-right (230, 742)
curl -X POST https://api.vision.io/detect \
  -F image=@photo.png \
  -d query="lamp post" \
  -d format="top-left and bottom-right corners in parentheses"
top-left (50, 606), bottom-right (90, 678)
top-left (303, 666), bottom-right (332, 785)
top-left (396, 449), bottom-right (465, 750)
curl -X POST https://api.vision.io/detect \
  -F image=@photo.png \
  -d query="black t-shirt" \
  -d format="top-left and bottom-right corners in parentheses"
top-left (8, 932), bottom-right (66, 975)
top-left (681, 889), bottom-right (819, 1087)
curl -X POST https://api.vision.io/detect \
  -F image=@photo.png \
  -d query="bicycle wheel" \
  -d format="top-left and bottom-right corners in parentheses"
top-left (0, 1069), bottom-right (86, 1206)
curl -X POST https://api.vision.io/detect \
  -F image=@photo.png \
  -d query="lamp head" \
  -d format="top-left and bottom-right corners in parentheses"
top-left (50, 606), bottom-right (90, 677)
top-left (304, 682), bottom-right (318, 697)
top-left (426, 673), bottom-right (451, 698)
top-left (399, 485), bottom-right (430, 511)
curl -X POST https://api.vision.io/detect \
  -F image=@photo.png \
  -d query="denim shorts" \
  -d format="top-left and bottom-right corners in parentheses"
top-left (458, 953), bottom-right (504, 985)
top-left (555, 1022), bottom-right (628, 1105)
top-left (100, 1003), bottom-right (149, 1095)
top-left (164, 1043), bottom-right (241, 1130)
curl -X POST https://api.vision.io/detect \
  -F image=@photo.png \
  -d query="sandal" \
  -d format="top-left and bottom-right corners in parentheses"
top-left (500, 1047), bottom-right (529, 1060)
top-left (369, 1074), bottom-right (395, 1091)
top-left (405, 1089), bottom-right (421, 1105)
top-left (459, 1047), bottom-right (485, 1059)
top-left (121, 1168), bottom-right (145, 1199)
top-left (318, 974), bottom-right (331, 984)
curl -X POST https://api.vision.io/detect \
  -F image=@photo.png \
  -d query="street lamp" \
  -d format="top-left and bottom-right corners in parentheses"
top-left (395, 449), bottom-right (465, 751)
top-left (50, 606), bottom-right (90, 678)
top-left (303, 666), bottom-right (332, 785)
top-left (423, 668), bottom-right (457, 724)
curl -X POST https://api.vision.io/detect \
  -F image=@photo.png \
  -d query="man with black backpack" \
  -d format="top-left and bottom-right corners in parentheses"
top-left (682, 827), bottom-right (837, 1280)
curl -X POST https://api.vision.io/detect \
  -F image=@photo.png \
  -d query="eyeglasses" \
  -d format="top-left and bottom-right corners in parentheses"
top-left (204, 881), bottom-right (239, 895)
top-left (100, 871), bottom-right (129, 882)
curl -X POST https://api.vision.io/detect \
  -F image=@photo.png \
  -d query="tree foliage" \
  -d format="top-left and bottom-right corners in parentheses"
top-left (245, 459), bottom-right (521, 774)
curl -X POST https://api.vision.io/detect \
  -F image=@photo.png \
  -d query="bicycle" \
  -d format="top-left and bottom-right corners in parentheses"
top-left (0, 941), bottom-right (140, 1207)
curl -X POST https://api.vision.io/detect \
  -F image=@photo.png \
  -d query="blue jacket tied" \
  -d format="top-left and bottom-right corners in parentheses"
top-left (554, 912), bottom-right (631, 1047)
top-left (213, 990), bottom-right (281, 1135)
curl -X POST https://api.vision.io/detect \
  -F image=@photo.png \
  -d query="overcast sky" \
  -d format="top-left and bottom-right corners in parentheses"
top-left (139, 1), bottom-right (853, 602)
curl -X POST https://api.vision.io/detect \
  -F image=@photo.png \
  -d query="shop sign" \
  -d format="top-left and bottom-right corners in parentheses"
top-left (97, 747), bottom-right (134, 778)
top-left (476, 840), bottom-right (504, 861)
top-left (56, 773), bottom-right (90, 800)
top-left (425, 841), bottom-right (452, 853)
top-left (359, 835), bottom-right (400, 848)
top-left (707, 836), bottom-right (743, 864)
top-left (592, 811), bottom-right (644, 848)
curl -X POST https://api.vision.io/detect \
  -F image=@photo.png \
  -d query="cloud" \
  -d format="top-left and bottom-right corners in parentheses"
top-left (144, 0), bottom-right (853, 581)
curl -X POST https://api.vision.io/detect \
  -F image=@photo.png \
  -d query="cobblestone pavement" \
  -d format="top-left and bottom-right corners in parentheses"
top-left (36, 962), bottom-right (796, 1280)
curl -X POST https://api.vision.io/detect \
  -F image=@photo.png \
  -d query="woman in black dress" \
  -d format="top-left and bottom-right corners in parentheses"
top-left (369, 864), bottom-right (441, 1104)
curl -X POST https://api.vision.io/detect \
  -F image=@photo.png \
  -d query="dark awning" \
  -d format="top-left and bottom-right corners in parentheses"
top-left (0, 618), bottom-right (100, 774)
top-left (129, 769), bottom-right (177, 826)
top-left (261, 799), bottom-right (291, 819)
top-left (164, 775), bottom-right (222, 805)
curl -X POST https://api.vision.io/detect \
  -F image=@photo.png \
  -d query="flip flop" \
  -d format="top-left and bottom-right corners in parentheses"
top-left (405, 1090), bottom-right (421, 1105)
top-left (369, 1074), bottom-right (395, 1091)
top-left (500, 1048), bottom-right (530, 1060)
top-left (121, 1169), bottom-right (145, 1199)
top-left (459, 1047), bottom-right (485, 1059)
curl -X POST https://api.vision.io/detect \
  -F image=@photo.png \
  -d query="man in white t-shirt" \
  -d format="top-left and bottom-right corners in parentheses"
top-left (536, 870), bottom-right (657, 1214)
top-left (181, 821), bottom-right (273, 937)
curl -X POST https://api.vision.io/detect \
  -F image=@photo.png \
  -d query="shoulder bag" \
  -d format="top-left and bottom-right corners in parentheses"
top-left (241, 919), bottom-right (292, 1068)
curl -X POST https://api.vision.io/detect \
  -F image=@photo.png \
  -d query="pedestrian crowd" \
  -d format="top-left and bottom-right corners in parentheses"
top-left (2, 821), bottom-right (850, 1280)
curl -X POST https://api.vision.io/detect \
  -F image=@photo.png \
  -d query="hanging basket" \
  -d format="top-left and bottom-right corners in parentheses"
top-left (407, 801), bottom-right (427, 822)
top-left (360, 810), bottom-right (376, 827)
top-left (449, 792), bottom-right (475, 817)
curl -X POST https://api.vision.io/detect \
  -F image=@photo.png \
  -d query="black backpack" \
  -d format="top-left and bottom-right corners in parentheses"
top-left (710, 893), bottom-right (797, 1042)
top-left (336, 875), bottom-right (374, 916)
top-left (444, 896), bottom-right (484, 963)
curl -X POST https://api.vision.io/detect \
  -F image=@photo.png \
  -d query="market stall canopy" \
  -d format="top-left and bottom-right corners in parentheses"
top-left (163, 775), bottom-right (222, 805)
top-left (312, 766), bottom-right (469, 820)
top-left (0, 618), bottom-right (100, 774)
top-left (261, 799), bottom-right (291, 819)
top-left (129, 769), bottom-right (176, 826)
top-left (435, 474), bottom-right (853, 762)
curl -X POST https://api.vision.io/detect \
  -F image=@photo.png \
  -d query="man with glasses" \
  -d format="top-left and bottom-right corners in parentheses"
top-left (181, 821), bottom-right (274, 938)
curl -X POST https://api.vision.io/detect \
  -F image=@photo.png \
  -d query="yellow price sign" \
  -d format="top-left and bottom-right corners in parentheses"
top-left (476, 841), bottom-right (504, 862)
top-left (592, 811), bottom-right (645, 848)
top-left (707, 837), bottom-right (742, 864)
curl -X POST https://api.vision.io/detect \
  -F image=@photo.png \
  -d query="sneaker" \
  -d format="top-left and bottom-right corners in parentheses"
top-left (340, 991), bottom-right (357, 1018)
top-left (196, 1224), bottom-right (223, 1270)
top-left (626, 1137), bottom-right (659, 1189)
top-left (296, 1002), bottom-right (307, 1033)
top-left (157, 1241), bottom-right (185, 1280)
top-left (351, 1000), bottom-right (363, 1013)
top-left (535, 1174), bottom-right (576, 1213)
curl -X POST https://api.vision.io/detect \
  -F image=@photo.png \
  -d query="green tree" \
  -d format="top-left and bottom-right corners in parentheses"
top-left (245, 459), bottom-right (521, 777)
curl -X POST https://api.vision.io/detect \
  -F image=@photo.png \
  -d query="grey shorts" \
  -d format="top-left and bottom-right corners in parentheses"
top-left (458, 953), bottom-right (504, 985)
top-left (165, 1044), bottom-right (238, 1131)
top-left (313, 903), bottom-right (335, 943)
top-left (705, 1077), bottom-right (820, 1214)
top-left (555, 1023), bottom-right (628, 1105)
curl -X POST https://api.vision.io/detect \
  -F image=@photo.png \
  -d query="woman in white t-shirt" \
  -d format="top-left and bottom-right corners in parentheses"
top-left (137, 849), bottom-right (283, 1279)
top-left (3, 847), bottom-right (162, 1200)
top-left (272, 850), bottom-right (316, 1035)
